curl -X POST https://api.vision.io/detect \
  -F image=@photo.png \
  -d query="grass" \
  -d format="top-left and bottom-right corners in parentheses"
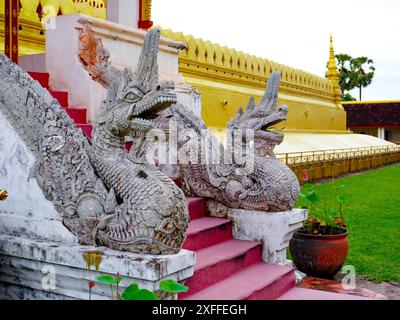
top-left (293, 164), bottom-right (400, 282)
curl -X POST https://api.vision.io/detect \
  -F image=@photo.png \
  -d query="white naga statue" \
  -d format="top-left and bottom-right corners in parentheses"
top-left (0, 26), bottom-right (299, 255)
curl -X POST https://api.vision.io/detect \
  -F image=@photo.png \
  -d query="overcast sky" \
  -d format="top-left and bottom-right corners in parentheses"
top-left (152, 0), bottom-right (400, 101)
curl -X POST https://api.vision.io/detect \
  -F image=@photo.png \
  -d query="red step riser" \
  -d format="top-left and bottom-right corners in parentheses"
top-left (246, 271), bottom-right (296, 300)
top-left (64, 108), bottom-right (87, 124)
top-left (179, 245), bottom-right (262, 299)
top-left (28, 72), bottom-right (49, 89)
top-left (78, 124), bottom-right (93, 139)
top-left (50, 91), bottom-right (69, 108)
top-left (183, 222), bottom-right (232, 251)
top-left (187, 197), bottom-right (206, 220)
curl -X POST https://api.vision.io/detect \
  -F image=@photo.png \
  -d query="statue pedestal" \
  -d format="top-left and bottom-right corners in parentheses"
top-left (0, 95), bottom-right (195, 300)
top-left (228, 209), bottom-right (308, 265)
top-left (0, 234), bottom-right (195, 300)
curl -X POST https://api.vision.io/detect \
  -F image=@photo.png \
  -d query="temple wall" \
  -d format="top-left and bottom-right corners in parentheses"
top-left (0, 110), bottom-right (77, 243)
top-left (161, 29), bottom-right (348, 133)
top-left (0, 0), bottom-right (107, 56)
top-left (1, 2), bottom-right (347, 133)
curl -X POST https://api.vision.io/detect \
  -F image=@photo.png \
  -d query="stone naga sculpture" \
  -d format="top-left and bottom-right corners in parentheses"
top-left (164, 72), bottom-right (300, 212)
top-left (0, 27), bottom-right (189, 255)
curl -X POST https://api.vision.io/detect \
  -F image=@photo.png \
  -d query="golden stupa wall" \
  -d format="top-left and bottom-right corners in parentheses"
top-left (161, 29), bottom-right (348, 133)
top-left (1, 1), bottom-right (346, 133)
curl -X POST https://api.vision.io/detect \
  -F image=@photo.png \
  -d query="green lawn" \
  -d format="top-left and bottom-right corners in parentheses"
top-left (294, 164), bottom-right (400, 282)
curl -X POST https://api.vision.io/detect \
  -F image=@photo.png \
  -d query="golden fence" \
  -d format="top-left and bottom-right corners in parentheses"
top-left (276, 146), bottom-right (400, 183)
top-left (160, 28), bottom-right (336, 99)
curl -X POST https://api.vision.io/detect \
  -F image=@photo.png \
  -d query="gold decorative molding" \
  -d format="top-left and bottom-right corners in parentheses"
top-left (160, 28), bottom-right (336, 100)
top-left (141, 0), bottom-right (152, 22)
top-left (0, 0), bottom-right (107, 55)
top-left (138, 0), bottom-right (153, 29)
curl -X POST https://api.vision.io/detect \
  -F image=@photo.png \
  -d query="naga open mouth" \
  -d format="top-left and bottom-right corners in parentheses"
top-left (128, 93), bottom-right (177, 130)
top-left (136, 94), bottom-right (177, 119)
top-left (259, 106), bottom-right (288, 142)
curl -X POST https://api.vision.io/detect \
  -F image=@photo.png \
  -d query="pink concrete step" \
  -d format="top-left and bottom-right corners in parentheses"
top-left (78, 124), bottom-right (93, 139)
top-left (183, 217), bottom-right (232, 251)
top-left (64, 107), bottom-right (87, 124)
top-left (277, 287), bottom-right (368, 300)
top-left (180, 240), bottom-right (262, 298)
top-left (28, 72), bottom-right (49, 89)
top-left (50, 91), bottom-right (69, 108)
top-left (182, 263), bottom-right (295, 300)
top-left (186, 197), bottom-right (206, 221)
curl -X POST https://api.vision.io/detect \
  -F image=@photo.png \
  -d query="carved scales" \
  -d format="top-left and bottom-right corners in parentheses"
top-left (167, 72), bottom-right (300, 212)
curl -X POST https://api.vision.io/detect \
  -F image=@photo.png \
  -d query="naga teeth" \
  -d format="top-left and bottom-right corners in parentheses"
top-left (134, 96), bottom-right (177, 116)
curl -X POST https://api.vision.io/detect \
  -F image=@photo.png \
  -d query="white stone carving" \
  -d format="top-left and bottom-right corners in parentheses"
top-left (229, 209), bottom-right (308, 264)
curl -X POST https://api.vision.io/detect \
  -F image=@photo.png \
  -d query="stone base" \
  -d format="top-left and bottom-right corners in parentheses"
top-left (228, 209), bottom-right (308, 265)
top-left (0, 234), bottom-right (195, 300)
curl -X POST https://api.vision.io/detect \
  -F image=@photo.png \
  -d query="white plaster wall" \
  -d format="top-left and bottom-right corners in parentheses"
top-left (107, 0), bottom-right (139, 29)
top-left (19, 54), bottom-right (47, 73)
top-left (0, 111), bottom-right (77, 243)
top-left (0, 234), bottom-right (196, 300)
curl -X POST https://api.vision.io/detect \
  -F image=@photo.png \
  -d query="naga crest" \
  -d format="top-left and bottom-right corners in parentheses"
top-left (228, 72), bottom-right (288, 159)
top-left (79, 23), bottom-right (177, 139)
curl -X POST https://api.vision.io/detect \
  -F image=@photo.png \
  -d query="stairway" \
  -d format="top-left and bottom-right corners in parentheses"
top-left (28, 72), bottom-right (93, 139)
top-left (182, 196), bottom-right (295, 300)
top-left (28, 71), bottom-right (366, 301)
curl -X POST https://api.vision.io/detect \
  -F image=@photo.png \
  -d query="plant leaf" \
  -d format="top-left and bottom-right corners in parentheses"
top-left (96, 275), bottom-right (122, 285)
top-left (159, 279), bottom-right (189, 294)
top-left (121, 283), bottom-right (140, 300)
top-left (121, 288), bottom-right (159, 301)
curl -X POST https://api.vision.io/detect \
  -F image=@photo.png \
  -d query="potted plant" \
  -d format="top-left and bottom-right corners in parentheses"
top-left (289, 175), bottom-right (349, 279)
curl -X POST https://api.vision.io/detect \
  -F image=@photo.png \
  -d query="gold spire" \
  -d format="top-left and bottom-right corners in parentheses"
top-left (326, 34), bottom-right (342, 104)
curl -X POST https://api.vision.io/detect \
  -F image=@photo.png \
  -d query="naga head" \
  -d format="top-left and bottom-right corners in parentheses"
top-left (228, 72), bottom-right (288, 158)
top-left (79, 25), bottom-right (177, 138)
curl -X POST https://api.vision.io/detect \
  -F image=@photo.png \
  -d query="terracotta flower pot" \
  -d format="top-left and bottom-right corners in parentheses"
top-left (289, 229), bottom-right (349, 279)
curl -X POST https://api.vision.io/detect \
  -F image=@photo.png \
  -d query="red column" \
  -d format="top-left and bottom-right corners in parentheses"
top-left (4, 0), bottom-right (19, 64)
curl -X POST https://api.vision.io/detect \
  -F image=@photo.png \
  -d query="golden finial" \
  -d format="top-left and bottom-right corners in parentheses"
top-left (326, 34), bottom-right (341, 104)
top-left (326, 34), bottom-right (339, 79)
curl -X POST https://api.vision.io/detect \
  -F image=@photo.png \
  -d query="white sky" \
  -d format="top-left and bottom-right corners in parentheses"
top-left (152, 0), bottom-right (400, 100)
